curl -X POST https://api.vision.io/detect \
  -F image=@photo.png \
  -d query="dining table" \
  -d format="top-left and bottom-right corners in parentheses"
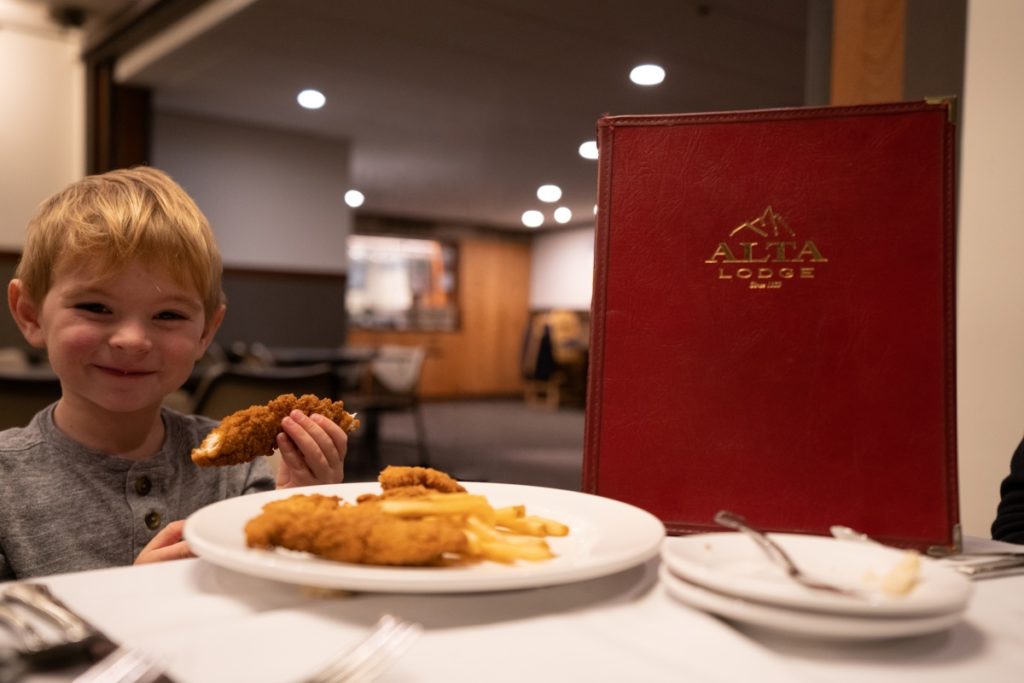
top-left (3, 526), bottom-right (1022, 683)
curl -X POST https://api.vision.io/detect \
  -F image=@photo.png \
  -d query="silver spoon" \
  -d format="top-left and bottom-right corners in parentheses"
top-left (714, 511), bottom-right (866, 600)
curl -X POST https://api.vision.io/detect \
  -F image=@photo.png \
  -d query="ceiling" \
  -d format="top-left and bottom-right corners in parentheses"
top-left (56, 0), bottom-right (812, 230)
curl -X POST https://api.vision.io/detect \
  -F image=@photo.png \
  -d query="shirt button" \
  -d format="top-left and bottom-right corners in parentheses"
top-left (144, 511), bottom-right (161, 530)
top-left (134, 477), bottom-right (152, 496)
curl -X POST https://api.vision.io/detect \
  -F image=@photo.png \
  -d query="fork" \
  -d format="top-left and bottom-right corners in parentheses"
top-left (714, 510), bottom-right (866, 600)
top-left (71, 647), bottom-right (164, 683)
top-left (306, 615), bottom-right (422, 683)
top-left (0, 588), bottom-right (115, 683)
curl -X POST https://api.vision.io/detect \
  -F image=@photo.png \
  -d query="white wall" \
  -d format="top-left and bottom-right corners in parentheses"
top-left (0, 0), bottom-right (83, 249)
top-left (529, 226), bottom-right (594, 310)
top-left (152, 112), bottom-right (351, 273)
top-left (956, 0), bottom-right (1024, 537)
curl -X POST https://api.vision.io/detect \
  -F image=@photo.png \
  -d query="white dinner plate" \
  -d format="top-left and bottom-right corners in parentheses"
top-left (659, 565), bottom-right (964, 641)
top-left (184, 481), bottom-right (665, 593)
top-left (661, 533), bottom-right (972, 617)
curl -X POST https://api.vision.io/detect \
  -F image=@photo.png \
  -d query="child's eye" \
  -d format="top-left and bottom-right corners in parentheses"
top-left (74, 303), bottom-right (110, 314)
top-left (154, 311), bottom-right (188, 321)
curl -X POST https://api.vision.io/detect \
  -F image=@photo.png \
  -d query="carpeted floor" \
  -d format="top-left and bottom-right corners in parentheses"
top-left (345, 399), bottom-right (585, 490)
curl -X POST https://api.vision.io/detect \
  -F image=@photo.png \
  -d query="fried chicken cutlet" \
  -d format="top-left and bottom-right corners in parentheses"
top-left (244, 493), bottom-right (468, 565)
top-left (355, 466), bottom-right (468, 504)
top-left (379, 465), bottom-right (466, 493)
top-left (192, 393), bottom-right (360, 467)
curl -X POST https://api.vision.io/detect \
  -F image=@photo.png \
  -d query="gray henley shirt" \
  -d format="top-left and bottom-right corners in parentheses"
top-left (0, 404), bottom-right (274, 580)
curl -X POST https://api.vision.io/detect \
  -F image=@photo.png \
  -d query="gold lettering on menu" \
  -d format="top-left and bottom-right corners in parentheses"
top-left (705, 207), bottom-right (827, 290)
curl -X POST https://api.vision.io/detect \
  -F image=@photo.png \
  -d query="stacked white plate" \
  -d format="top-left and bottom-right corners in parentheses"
top-left (660, 532), bottom-right (973, 640)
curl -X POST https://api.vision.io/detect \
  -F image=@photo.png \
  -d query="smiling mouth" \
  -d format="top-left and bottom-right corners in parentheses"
top-left (98, 365), bottom-right (154, 377)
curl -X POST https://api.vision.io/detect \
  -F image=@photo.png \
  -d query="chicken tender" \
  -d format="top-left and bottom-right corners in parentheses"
top-left (245, 493), bottom-right (468, 565)
top-left (192, 393), bottom-right (360, 467)
top-left (378, 465), bottom-right (466, 493)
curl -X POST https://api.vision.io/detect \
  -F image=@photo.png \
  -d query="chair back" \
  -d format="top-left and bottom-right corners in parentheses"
top-left (345, 345), bottom-right (431, 468)
top-left (190, 362), bottom-right (338, 419)
top-left (369, 345), bottom-right (426, 395)
top-left (0, 371), bottom-right (63, 430)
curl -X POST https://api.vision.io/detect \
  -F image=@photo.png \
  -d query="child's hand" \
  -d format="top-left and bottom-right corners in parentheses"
top-left (134, 520), bottom-right (194, 565)
top-left (275, 410), bottom-right (348, 488)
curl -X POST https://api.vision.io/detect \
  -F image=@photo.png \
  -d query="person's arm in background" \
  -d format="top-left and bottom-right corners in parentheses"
top-left (992, 436), bottom-right (1024, 543)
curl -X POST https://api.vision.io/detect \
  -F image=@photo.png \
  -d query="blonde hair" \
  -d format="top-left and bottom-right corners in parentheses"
top-left (16, 167), bottom-right (224, 319)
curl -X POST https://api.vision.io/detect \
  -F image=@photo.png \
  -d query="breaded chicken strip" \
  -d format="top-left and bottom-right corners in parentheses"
top-left (192, 393), bottom-right (360, 467)
top-left (378, 465), bottom-right (466, 493)
top-left (245, 493), bottom-right (467, 565)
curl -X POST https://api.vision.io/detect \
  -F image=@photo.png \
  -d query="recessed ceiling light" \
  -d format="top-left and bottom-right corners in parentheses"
top-left (537, 184), bottom-right (562, 203)
top-left (297, 89), bottom-right (326, 109)
top-left (554, 207), bottom-right (573, 224)
top-left (344, 189), bottom-right (365, 208)
top-left (578, 141), bottom-right (598, 160)
top-left (630, 64), bottom-right (665, 86)
top-left (522, 210), bottom-right (544, 228)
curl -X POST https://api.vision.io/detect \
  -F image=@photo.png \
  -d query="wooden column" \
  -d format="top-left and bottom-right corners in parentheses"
top-left (830, 0), bottom-right (907, 104)
top-left (83, 0), bottom-right (205, 173)
top-left (87, 58), bottom-right (152, 173)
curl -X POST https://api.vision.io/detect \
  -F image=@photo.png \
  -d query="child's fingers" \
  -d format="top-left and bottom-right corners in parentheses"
top-left (312, 413), bottom-right (349, 466)
top-left (280, 411), bottom-right (344, 482)
top-left (276, 432), bottom-right (312, 479)
top-left (142, 541), bottom-right (195, 564)
top-left (135, 520), bottom-right (195, 564)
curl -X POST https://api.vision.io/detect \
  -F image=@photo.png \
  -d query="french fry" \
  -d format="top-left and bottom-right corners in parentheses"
top-left (378, 493), bottom-right (495, 521)
top-left (375, 487), bottom-right (569, 565)
top-left (464, 515), bottom-right (502, 542)
top-left (478, 540), bottom-right (554, 563)
top-left (494, 505), bottom-right (526, 525)
top-left (496, 516), bottom-right (548, 536)
top-left (530, 515), bottom-right (570, 537)
top-left (463, 528), bottom-right (483, 556)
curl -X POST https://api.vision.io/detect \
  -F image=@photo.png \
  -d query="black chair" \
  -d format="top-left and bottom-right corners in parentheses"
top-left (190, 362), bottom-right (339, 419)
top-left (0, 371), bottom-right (63, 430)
top-left (345, 345), bottom-right (430, 468)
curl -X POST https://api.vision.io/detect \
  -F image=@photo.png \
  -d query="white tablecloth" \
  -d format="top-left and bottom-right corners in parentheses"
top-left (9, 537), bottom-right (1024, 683)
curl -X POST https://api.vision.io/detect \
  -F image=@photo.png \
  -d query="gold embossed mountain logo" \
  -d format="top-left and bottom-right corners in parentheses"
top-left (704, 206), bottom-right (827, 289)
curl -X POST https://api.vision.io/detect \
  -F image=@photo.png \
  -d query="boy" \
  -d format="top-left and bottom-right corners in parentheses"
top-left (0, 167), bottom-right (349, 580)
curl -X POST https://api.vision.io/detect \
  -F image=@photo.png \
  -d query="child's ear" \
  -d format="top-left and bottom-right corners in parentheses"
top-left (8, 279), bottom-right (47, 348)
top-left (198, 304), bottom-right (226, 360)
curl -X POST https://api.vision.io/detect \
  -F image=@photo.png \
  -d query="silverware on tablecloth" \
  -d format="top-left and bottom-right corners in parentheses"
top-left (0, 582), bottom-right (173, 683)
top-left (829, 524), bottom-right (1024, 579)
top-left (306, 614), bottom-right (422, 683)
top-left (714, 511), bottom-right (866, 600)
top-left (943, 556), bottom-right (1024, 579)
top-left (71, 646), bottom-right (166, 683)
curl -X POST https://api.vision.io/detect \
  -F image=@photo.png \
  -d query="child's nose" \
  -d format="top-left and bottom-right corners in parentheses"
top-left (110, 321), bottom-right (153, 352)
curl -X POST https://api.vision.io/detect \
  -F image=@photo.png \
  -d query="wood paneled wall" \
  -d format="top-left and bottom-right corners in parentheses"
top-left (348, 236), bottom-right (531, 399)
top-left (830, 0), bottom-right (907, 105)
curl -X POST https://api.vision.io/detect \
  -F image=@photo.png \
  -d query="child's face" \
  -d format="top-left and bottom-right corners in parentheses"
top-left (31, 257), bottom-right (218, 416)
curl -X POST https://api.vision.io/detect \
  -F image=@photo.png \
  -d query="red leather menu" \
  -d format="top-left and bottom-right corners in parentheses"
top-left (583, 101), bottom-right (959, 551)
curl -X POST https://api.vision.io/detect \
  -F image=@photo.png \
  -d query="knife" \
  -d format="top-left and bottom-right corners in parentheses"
top-left (951, 555), bottom-right (1024, 579)
top-left (2, 583), bottom-right (174, 681)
